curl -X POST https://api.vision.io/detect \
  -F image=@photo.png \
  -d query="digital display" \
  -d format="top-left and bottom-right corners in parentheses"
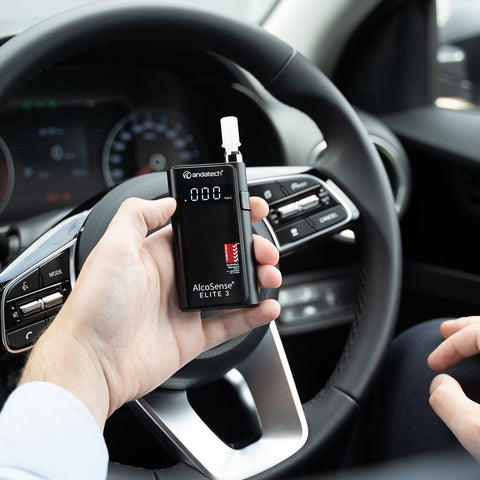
top-left (0, 102), bottom-right (126, 221)
top-left (181, 182), bottom-right (233, 204)
top-left (17, 124), bottom-right (89, 181)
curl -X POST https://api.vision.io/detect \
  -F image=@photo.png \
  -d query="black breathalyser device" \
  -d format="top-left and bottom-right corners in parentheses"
top-left (168, 116), bottom-right (259, 311)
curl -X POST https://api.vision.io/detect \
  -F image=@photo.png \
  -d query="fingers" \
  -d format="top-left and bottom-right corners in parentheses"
top-left (252, 234), bottom-right (281, 288)
top-left (428, 321), bottom-right (480, 372)
top-left (108, 197), bottom-right (177, 245)
top-left (257, 264), bottom-right (282, 290)
top-left (253, 234), bottom-right (279, 266)
top-left (440, 317), bottom-right (480, 339)
top-left (250, 196), bottom-right (269, 223)
top-left (202, 299), bottom-right (281, 351)
top-left (429, 374), bottom-right (480, 462)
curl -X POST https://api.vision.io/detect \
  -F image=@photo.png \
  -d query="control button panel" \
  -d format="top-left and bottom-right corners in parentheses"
top-left (277, 269), bottom-right (357, 334)
top-left (7, 320), bottom-right (47, 350)
top-left (250, 174), bottom-right (354, 251)
top-left (2, 249), bottom-right (72, 352)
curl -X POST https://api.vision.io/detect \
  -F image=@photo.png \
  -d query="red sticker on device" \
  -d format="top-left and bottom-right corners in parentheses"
top-left (224, 243), bottom-right (239, 264)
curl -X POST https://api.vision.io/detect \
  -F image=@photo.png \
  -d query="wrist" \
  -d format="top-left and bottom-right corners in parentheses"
top-left (19, 316), bottom-right (110, 431)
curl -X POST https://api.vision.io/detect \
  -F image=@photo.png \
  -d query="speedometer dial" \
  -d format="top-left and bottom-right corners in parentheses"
top-left (0, 136), bottom-right (14, 215)
top-left (102, 108), bottom-right (206, 187)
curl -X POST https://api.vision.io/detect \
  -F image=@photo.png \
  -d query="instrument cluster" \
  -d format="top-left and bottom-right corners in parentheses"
top-left (0, 63), bottom-right (283, 223)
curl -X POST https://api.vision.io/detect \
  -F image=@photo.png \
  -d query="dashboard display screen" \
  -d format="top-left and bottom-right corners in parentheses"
top-left (0, 103), bottom-right (125, 220)
top-left (6, 116), bottom-right (89, 181)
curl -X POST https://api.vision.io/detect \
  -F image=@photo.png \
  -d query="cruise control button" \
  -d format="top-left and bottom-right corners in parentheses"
top-left (298, 194), bottom-right (320, 212)
top-left (249, 183), bottom-right (285, 203)
top-left (278, 202), bottom-right (301, 219)
top-left (278, 176), bottom-right (319, 195)
top-left (308, 206), bottom-right (348, 232)
top-left (7, 269), bottom-right (41, 300)
top-left (42, 292), bottom-right (64, 309)
top-left (39, 251), bottom-right (70, 287)
top-left (7, 320), bottom-right (46, 350)
top-left (275, 219), bottom-right (315, 246)
top-left (19, 300), bottom-right (44, 317)
top-left (318, 187), bottom-right (337, 209)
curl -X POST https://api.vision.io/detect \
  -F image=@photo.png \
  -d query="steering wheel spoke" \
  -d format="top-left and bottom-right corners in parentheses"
top-left (247, 167), bottom-right (359, 255)
top-left (0, 211), bottom-right (87, 354)
top-left (132, 322), bottom-right (307, 480)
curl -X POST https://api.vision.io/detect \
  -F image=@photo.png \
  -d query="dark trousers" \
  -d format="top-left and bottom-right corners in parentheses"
top-left (344, 318), bottom-right (480, 465)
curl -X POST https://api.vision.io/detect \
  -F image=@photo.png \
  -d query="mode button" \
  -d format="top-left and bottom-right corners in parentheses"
top-left (39, 252), bottom-right (70, 287)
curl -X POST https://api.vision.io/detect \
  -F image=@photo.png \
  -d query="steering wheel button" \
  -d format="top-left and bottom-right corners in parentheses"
top-left (308, 206), bottom-right (348, 232)
top-left (275, 220), bottom-right (315, 246)
top-left (6, 320), bottom-right (46, 350)
top-left (277, 202), bottom-right (301, 219)
top-left (42, 292), bottom-right (64, 309)
top-left (4, 303), bottom-right (22, 329)
top-left (39, 251), bottom-right (70, 287)
top-left (278, 176), bottom-right (319, 195)
top-left (249, 182), bottom-right (285, 203)
top-left (7, 269), bottom-right (41, 300)
top-left (298, 194), bottom-right (319, 211)
top-left (318, 193), bottom-right (337, 209)
top-left (19, 300), bottom-right (44, 317)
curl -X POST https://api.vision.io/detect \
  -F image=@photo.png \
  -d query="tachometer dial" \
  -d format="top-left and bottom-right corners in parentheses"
top-left (102, 108), bottom-right (206, 187)
top-left (0, 136), bottom-right (14, 215)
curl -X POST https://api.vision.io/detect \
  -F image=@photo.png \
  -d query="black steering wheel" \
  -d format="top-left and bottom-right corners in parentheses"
top-left (0, 2), bottom-right (402, 479)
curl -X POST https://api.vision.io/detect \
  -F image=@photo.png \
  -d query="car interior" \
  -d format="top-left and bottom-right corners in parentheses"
top-left (0, 0), bottom-right (479, 479)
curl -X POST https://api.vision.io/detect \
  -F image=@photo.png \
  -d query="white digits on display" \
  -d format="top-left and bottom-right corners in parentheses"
top-left (190, 186), bottom-right (221, 202)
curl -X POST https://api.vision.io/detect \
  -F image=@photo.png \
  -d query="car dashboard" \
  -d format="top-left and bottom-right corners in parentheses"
top-left (0, 45), bottom-right (286, 223)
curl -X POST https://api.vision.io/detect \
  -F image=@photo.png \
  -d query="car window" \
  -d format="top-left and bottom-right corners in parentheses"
top-left (436, 0), bottom-right (480, 109)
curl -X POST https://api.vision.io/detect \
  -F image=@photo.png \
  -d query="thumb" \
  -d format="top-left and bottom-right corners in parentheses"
top-left (107, 197), bottom-right (177, 245)
top-left (430, 374), bottom-right (480, 461)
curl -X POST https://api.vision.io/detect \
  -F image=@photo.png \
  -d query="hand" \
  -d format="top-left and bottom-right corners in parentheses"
top-left (428, 316), bottom-right (480, 461)
top-left (19, 197), bottom-right (281, 429)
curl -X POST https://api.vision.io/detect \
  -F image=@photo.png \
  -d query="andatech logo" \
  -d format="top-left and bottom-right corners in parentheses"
top-left (183, 170), bottom-right (223, 180)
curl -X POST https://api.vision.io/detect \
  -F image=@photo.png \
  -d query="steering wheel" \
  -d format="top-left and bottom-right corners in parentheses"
top-left (0, 2), bottom-right (401, 479)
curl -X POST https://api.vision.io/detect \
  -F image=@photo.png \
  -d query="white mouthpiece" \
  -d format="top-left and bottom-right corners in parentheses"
top-left (220, 116), bottom-right (241, 153)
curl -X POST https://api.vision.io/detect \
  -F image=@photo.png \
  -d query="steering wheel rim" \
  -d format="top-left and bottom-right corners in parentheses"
top-left (0, 1), bottom-right (402, 478)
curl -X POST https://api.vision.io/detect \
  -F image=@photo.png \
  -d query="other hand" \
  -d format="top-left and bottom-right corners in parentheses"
top-left (428, 316), bottom-right (480, 461)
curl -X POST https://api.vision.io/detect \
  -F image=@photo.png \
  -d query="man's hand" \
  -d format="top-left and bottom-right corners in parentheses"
top-left (428, 316), bottom-right (480, 461)
top-left (19, 197), bottom-right (281, 430)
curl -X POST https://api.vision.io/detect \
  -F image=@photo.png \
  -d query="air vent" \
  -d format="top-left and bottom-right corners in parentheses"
top-left (370, 135), bottom-right (410, 217)
top-left (309, 136), bottom-right (411, 219)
